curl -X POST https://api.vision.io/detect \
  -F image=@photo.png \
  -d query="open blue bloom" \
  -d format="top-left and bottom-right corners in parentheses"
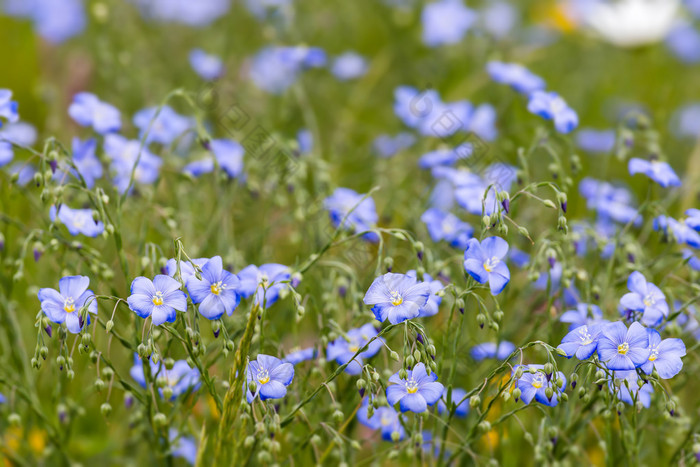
top-left (357, 399), bottom-right (405, 441)
top-left (324, 188), bottom-right (379, 241)
top-left (597, 321), bottom-right (650, 371)
top-left (68, 93), bottom-right (121, 134)
top-left (514, 364), bottom-right (566, 407)
top-left (245, 354), bottom-right (294, 403)
top-left (4, 0), bottom-right (85, 43)
top-left (609, 370), bottom-right (652, 408)
top-left (470, 341), bottom-right (516, 361)
top-left (127, 275), bottom-right (188, 326)
top-left (685, 208), bottom-right (700, 231)
top-left (421, 0), bottom-right (477, 47)
top-left (0, 142), bottom-right (8, 167)
top-left (464, 236), bottom-right (510, 295)
top-left (104, 134), bottom-right (163, 193)
top-left (331, 52), bottom-right (368, 80)
top-left (61, 137), bottom-right (103, 188)
top-left (183, 158), bottom-right (214, 177)
top-left (373, 132), bottom-right (416, 158)
top-left (527, 91), bottom-right (578, 134)
top-left (133, 106), bottom-right (192, 146)
top-left (437, 387), bottom-right (469, 416)
top-left (132, 0), bottom-right (229, 26)
top-left (0, 90), bottom-right (19, 127)
top-left (0, 121), bottom-right (36, 147)
top-left (38, 275), bottom-right (97, 334)
top-left (486, 61), bottom-right (545, 95)
top-left (620, 271), bottom-right (669, 326)
top-left (170, 430), bottom-right (197, 466)
top-left (640, 329), bottom-right (685, 379)
top-left (387, 363), bottom-right (444, 413)
top-left (237, 263), bottom-right (291, 308)
top-left (558, 323), bottom-right (603, 360)
top-left (418, 144), bottom-right (472, 169)
top-left (50, 205), bottom-right (104, 237)
top-left (508, 248), bottom-right (530, 268)
top-left (482, 1), bottom-right (517, 38)
top-left (326, 323), bottom-right (383, 375)
top-left (654, 215), bottom-right (700, 247)
top-left (210, 139), bottom-right (244, 178)
top-left (683, 249), bottom-right (700, 271)
top-left (576, 128), bottom-right (616, 154)
top-left (579, 178), bottom-right (640, 225)
top-left (130, 355), bottom-right (200, 399)
top-left (283, 347), bottom-right (317, 365)
top-left (560, 303), bottom-right (604, 330)
top-left (629, 158), bottom-right (681, 187)
top-left (406, 270), bottom-right (444, 318)
top-left (249, 46), bottom-right (326, 94)
top-left (421, 208), bottom-right (473, 249)
top-left (297, 129), bottom-right (313, 154)
top-left (166, 258), bottom-right (209, 282)
top-left (666, 22), bottom-right (700, 64)
top-left (186, 256), bottom-right (241, 320)
top-left (364, 273), bottom-right (431, 324)
top-left (189, 49), bottom-right (224, 81)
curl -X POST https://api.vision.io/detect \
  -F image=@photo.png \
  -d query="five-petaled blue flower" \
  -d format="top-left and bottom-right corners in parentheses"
top-left (127, 275), bottom-right (188, 326)
top-left (640, 328), bottom-right (685, 379)
top-left (245, 354), bottom-right (294, 403)
top-left (386, 363), bottom-right (444, 413)
top-left (283, 347), bottom-right (317, 365)
top-left (331, 52), bottom-right (368, 81)
top-left (237, 263), bottom-right (291, 308)
top-left (357, 399), bottom-right (405, 441)
top-left (558, 323), bottom-right (604, 360)
top-left (597, 321), bottom-right (650, 371)
top-left (406, 270), bottom-right (445, 318)
top-left (437, 387), bottom-right (469, 416)
top-left (463, 236), bottom-right (510, 295)
top-left (189, 48), bottom-right (224, 81)
top-left (38, 275), bottom-right (97, 334)
top-left (654, 215), bottom-right (700, 248)
top-left (68, 92), bottom-right (121, 134)
top-left (514, 364), bottom-right (567, 407)
top-left (628, 158), bottom-right (681, 188)
top-left (560, 303), bottom-right (604, 330)
top-left (487, 61), bottom-right (546, 95)
top-left (170, 430), bottom-right (198, 466)
top-left (527, 91), bottom-right (578, 134)
top-left (324, 187), bottom-right (379, 242)
top-left (133, 105), bottom-right (192, 146)
top-left (421, 0), bottom-right (477, 47)
top-left (619, 271), bottom-right (669, 326)
top-left (609, 370), bottom-right (653, 408)
top-left (470, 341), bottom-right (516, 361)
top-left (186, 256), bottom-right (241, 320)
top-left (421, 208), bottom-right (473, 249)
top-left (130, 355), bottom-right (201, 399)
top-left (326, 323), bottom-right (383, 375)
top-left (363, 272), bottom-right (431, 324)
top-left (59, 137), bottom-right (103, 188)
top-left (50, 205), bottom-right (105, 238)
top-left (0, 89), bottom-right (19, 127)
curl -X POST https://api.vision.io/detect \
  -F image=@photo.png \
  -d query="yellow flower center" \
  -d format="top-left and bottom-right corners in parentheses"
top-left (483, 256), bottom-right (499, 273)
top-left (405, 380), bottom-right (419, 394)
top-left (390, 291), bottom-right (403, 306)
top-left (649, 354), bottom-right (657, 362)
top-left (63, 298), bottom-right (76, 313)
top-left (210, 281), bottom-right (223, 295)
top-left (349, 344), bottom-right (359, 353)
top-left (257, 369), bottom-right (270, 385)
top-left (152, 291), bottom-right (164, 306)
top-left (617, 342), bottom-right (629, 355)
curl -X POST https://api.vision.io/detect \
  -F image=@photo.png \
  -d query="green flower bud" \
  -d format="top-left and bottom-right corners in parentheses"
top-left (100, 402), bottom-right (112, 417)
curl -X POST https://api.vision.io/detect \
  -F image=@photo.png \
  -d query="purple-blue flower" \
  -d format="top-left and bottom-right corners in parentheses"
top-left (418, 144), bottom-right (473, 169)
top-left (386, 363), bottom-right (444, 413)
top-left (249, 46), bottom-right (326, 94)
top-left (0, 90), bottom-right (19, 127)
top-left (437, 387), bottom-right (469, 416)
top-left (372, 132), bottom-right (416, 158)
top-left (283, 347), bottom-right (317, 365)
top-left (527, 91), bottom-right (578, 134)
top-left (514, 364), bottom-right (566, 407)
top-left (331, 52), bottom-right (368, 80)
top-left (406, 270), bottom-right (444, 318)
top-left (654, 215), bottom-right (700, 247)
top-left (326, 323), bottom-right (383, 375)
top-left (68, 92), bottom-right (121, 134)
top-left (189, 48), bottom-right (224, 81)
top-left (421, 0), bottom-right (477, 47)
top-left (166, 257), bottom-right (210, 282)
top-left (421, 208), bottom-right (473, 249)
top-left (127, 275), bottom-right (188, 326)
top-left (685, 208), bottom-right (700, 231)
top-left (133, 106), bottom-right (192, 146)
top-left (170, 430), bottom-right (198, 465)
top-left (486, 61), bottom-right (545, 95)
top-left (619, 271), bottom-right (669, 326)
top-left (61, 137), bottom-right (103, 188)
top-left (639, 328), bottom-right (685, 379)
top-left (4, 0), bottom-right (85, 43)
top-left (597, 321), bottom-right (650, 371)
top-left (237, 263), bottom-right (291, 308)
top-left (324, 188), bottom-right (379, 241)
top-left (628, 158), bottom-right (681, 187)
top-left (50, 205), bottom-right (104, 237)
top-left (130, 355), bottom-right (200, 399)
top-left (357, 400), bottom-right (405, 441)
top-left (560, 303), bottom-right (604, 330)
top-left (666, 22), bottom-right (700, 64)
top-left (470, 341), bottom-right (516, 361)
top-left (363, 273), bottom-right (431, 324)
top-left (38, 275), bottom-right (97, 334)
top-left (186, 256), bottom-right (241, 320)
top-left (245, 354), bottom-right (294, 403)
top-left (558, 323), bottom-right (603, 360)
top-left (210, 139), bottom-right (244, 178)
top-left (609, 370), bottom-right (652, 408)
top-left (104, 134), bottom-right (163, 193)
top-left (463, 236), bottom-right (510, 295)
top-left (579, 178), bottom-right (640, 225)
top-left (576, 128), bottom-right (616, 154)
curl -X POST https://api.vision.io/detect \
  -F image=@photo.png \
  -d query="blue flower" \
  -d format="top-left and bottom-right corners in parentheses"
top-left (166, 258), bottom-right (210, 282)
top-left (437, 387), bottom-right (469, 416)
top-left (127, 275), bottom-right (188, 326)
top-left (331, 52), bottom-right (368, 80)
top-left (297, 129), bottom-right (313, 154)
top-left (4, 0), bottom-right (85, 43)
top-left (421, 208), bottom-right (473, 249)
top-left (683, 249), bottom-right (700, 271)
top-left (619, 271), bottom-right (669, 326)
top-left (481, 1), bottom-right (517, 39)
top-left (324, 188), bottom-right (379, 241)
top-left (130, 355), bottom-right (200, 399)
top-left (210, 139), bottom-right (244, 178)
top-left (104, 134), bottom-right (163, 193)
top-left (363, 273), bottom-right (431, 324)
top-left (666, 22), bottom-right (700, 64)
top-left (628, 158), bottom-right (681, 187)
top-left (183, 157), bottom-right (214, 177)
top-left (186, 256), bottom-right (241, 320)
top-left (406, 270), bottom-right (445, 318)
top-left (418, 144), bottom-right (473, 169)
top-left (0, 142), bottom-right (13, 167)
top-left (576, 128), bottom-right (616, 154)
top-left (0, 90), bottom-right (19, 127)
top-left (685, 208), bottom-right (700, 231)
top-left (470, 341), bottom-right (516, 361)
top-left (131, 0), bottom-right (230, 27)
top-left (579, 178), bottom-right (640, 225)
top-left (133, 106), bottom-right (192, 146)
top-left (560, 303), bottom-right (604, 330)
top-left (0, 121), bottom-right (36, 147)
top-left (386, 363), bottom-right (444, 413)
top-left (486, 61), bottom-right (545, 95)
top-left (527, 91), bottom-right (578, 134)
top-left (61, 137), bottom-right (103, 188)
top-left (372, 132), bottom-right (416, 158)
top-left (237, 263), bottom-right (291, 308)
top-left (609, 370), bottom-right (652, 408)
top-left (513, 364), bottom-right (566, 407)
top-left (357, 400), bottom-right (405, 441)
top-left (50, 205), bottom-right (104, 237)
top-left (249, 46), bottom-right (326, 94)
top-left (597, 321), bottom-right (650, 371)
top-left (170, 430), bottom-right (198, 466)
top-left (654, 215), bottom-right (700, 247)
top-left (421, 0), bottom-right (477, 47)
top-left (639, 329), bottom-right (685, 379)
top-left (326, 323), bottom-right (383, 375)
top-left (558, 324), bottom-right (603, 360)
top-left (463, 236), bottom-right (510, 295)
top-left (38, 275), bottom-right (97, 334)
top-left (245, 354), bottom-right (294, 403)
top-left (283, 347), bottom-right (317, 365)
top-left (189, 49), bottom-right (224, 81)
top-left (68, 92), bottom-right (121, 134)
top-left (508, 247), bottom-right (530, 268)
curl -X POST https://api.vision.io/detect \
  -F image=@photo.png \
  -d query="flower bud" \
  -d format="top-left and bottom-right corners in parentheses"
top-left (469, 395), bottom-right (481, 408)
top-left (101, 402), bottom-right (112, 417)
top-left (153, 412), bottom-right (167, 426)
top-left (513, 388), bottom-right (521, 401)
